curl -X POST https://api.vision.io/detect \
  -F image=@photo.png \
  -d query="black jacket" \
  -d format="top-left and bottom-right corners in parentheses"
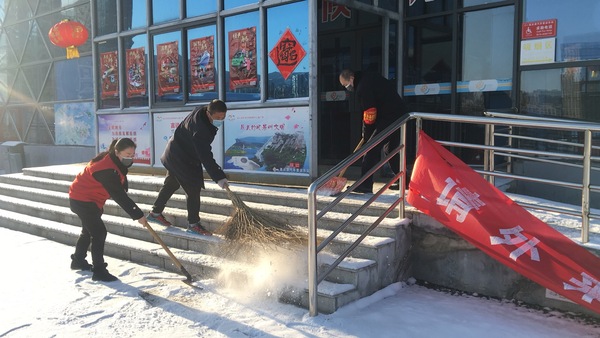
top-left (161, 105), bottom-right (226, 188)
top-left (353, 71), bottom-right (406, 140)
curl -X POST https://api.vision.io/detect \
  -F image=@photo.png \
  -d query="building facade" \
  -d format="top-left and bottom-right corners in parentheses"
top-left (0, 0), bottom-right (597, 186)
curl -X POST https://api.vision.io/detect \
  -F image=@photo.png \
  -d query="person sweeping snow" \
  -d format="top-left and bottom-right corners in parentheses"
top-left (68, 138), bottom-right (146, 282)
top-left (146, 99), bottom-right (229, 235)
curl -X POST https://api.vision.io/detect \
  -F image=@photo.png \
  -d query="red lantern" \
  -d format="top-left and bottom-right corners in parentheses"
top-left (48, 19), bottom-right (89, 59)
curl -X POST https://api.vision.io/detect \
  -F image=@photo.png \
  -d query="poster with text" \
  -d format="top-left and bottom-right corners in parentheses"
top-left (153, 111), bottom-right (224, 168)
top-left (55, 102), bottom-right (95, 146)
top-left (228, 27), bottom-right (257, 90)
top-left (126, 47), bottom-right (147, 98)
top-left (156, 41), bottom-right (180, 96)
top-left (190, 35), bottom-right (215, 93)
top-left (97, 113), bottom-right (151, 164)
top-left (100, 51), bottom-right (118, 99)
top-left (223, 107), bottom-right (310, 175)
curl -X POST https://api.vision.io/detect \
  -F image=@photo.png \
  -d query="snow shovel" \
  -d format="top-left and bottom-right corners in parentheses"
top-left (318, 138), bottom-right (364, 196)
top-left (142, 220), bottom-right (196, 285)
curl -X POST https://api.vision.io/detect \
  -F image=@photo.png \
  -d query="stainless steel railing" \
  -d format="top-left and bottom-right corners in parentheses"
top-left (307, 111), bottom-right (600, 316)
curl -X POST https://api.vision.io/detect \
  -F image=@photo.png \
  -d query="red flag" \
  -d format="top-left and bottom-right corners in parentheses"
top-left (406, 130), bottom-right (600, 314)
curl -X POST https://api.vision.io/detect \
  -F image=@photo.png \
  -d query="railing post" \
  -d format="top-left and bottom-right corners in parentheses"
top-left (307, 191), bottom-right (318, 316)
top-left (399, 124), bottom-right (406, 218)
top-left (581, 130), bottom-right (592, 243)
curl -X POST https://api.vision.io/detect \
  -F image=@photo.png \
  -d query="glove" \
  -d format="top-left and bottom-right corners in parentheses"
top-left (217, 178), bottom-right (228, 189)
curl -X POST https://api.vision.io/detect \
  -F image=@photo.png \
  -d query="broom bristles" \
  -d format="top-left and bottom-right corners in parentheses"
top-left (216, 188), bottom-right (308, 252)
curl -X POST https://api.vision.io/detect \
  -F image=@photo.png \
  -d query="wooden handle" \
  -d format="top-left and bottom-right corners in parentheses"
top-left (338, 138), bottom-right (365, 178)
top-left (143, 220), bottom-right (193, 281)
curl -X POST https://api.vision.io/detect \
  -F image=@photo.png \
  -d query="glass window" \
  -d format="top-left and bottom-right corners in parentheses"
top-left (152, 0), bottom-right (179, 24)
top-left (186, 0), bottom-right (217, 18)
top-left (524, 0), bottom-right (600, 62)
top-left (98, 39), bottom-right (119, 109)
top-left (521, 67), bottom-right (600, 122)
top-left (462, 0), bottom-right (504, 7)
top-left (124, 34), bottom-right (149, 107)
top-left (153, 31), bottom-right (182, 103)
top-left (54, 56), bottom-right (94, 101)
top-left (187, 25), bottom-right (218, 102)
top-left (267, 1), bottom-right (309, 100)
top-left (225, 11), bottom-right (260, 102)
top-left (123, 0), bottom-right (147, 30)
top-left (96, 0), bottom-right (117, 36)
top-left (224, 0), bottom-right (256, 10)
top-left (406, 0), bottom-right (454, 17)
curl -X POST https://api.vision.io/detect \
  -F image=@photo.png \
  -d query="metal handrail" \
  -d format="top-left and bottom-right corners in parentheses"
top-left (307, 111), bottom-right (600, 316)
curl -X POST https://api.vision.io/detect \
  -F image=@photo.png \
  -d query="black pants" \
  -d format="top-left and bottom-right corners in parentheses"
top-left (69, 199), bottom-right (107, 267)
top-left (359, 131), bottom-right (401, 190)
top-left (151, 171), bottom-right (202, 224)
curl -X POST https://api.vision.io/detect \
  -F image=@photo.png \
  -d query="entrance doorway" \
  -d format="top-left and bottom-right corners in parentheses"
top-left (317, 6), bottom-right (383, 171)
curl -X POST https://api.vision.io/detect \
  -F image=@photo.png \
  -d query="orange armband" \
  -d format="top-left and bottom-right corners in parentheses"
top-left (363, 107), bottom-right (377, 125)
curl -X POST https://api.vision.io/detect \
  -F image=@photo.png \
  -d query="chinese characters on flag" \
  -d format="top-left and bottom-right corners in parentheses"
top-left (269, 28), bottom-right (306, 81)
top-left (406, 131), bottom-right (600, 315)
top-left (100, 51), bottom-right (118, 99)
top-left (228, 27), bottom-right (257, 90)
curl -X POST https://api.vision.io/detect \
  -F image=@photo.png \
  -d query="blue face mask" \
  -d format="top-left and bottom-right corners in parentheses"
top-left (121, 157), bottom-right (134, 167)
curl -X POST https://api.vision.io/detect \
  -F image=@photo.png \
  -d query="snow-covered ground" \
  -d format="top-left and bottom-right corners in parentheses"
top-left (1, 227), bottom-right (598, 338)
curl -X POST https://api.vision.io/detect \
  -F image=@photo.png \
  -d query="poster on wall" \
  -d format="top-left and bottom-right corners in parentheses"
top-left (190, 35), bottom-right (216, 93)
top-left (126, 47), bottom-right (147, 98)
top-left (97, 113), bottom-right (151, 164)
top-left (100, 51), bottom-right (118, 99)
top-left (520, 37), bottom-right (556, 65)
top-left (55, 102), bottom-right (95, 146)
top-left (223, 107), bottom-right (310, 175)
top-left (228, 27), bottom-right (257, 90)
top-left (268, 28), bottom-right (306, 81)
top-left (156, 41), bottom-right (180, 96)
top-left (153, 111), bottom-right (224, 168)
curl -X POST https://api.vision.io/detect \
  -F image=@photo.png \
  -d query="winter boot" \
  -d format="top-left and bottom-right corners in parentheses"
top-left (92, 263), bottom-right (119, 282)
top-left (70, 254), bottom-right (92, 271)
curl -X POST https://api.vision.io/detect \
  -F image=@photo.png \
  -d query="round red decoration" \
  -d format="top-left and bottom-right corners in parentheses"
top-left (48, 19), bottom-right (89, 59)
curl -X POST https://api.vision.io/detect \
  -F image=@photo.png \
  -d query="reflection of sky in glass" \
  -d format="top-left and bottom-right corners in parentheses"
top-left (524, 0), bottom-right (600, 61)
top-left (131, 34), bottom-right (147, 49)
top-left (131, 0), bottom-right (147, 29)
top-left (187, 0), bottom-right (217, 18)
top-left (152, 0), bottom-right (179, 24)
top-left (267, 1), bottom-right (308, 74)
top-left (224, 0), bottom-right (256, 10)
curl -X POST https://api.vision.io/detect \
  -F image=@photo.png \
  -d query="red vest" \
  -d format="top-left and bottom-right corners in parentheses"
top-left (69, 155), bottom-right (125, 209)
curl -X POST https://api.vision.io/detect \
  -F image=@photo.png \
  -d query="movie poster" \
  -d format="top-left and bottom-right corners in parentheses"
top-left (156, 41), bottom-right (180, 96)
top-left (228, 27), bottom-right (257, 90)
top-left (190, 35), bottom-right (215, 93)
top-left (54, 102), bottom-right (95, 146)
top-left (126, 47), bottom-right (147, 98)
top-left (100, 51), bottom-right (118, 99)
top-left (97, 113), bottom-right (151, 165)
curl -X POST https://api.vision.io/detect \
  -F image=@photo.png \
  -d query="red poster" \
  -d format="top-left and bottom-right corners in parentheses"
top-left (269, 28), bottom-right (306, 81)
top-left (228, 27), bottom-right (257, 90)
top-left (406, 131), bottom-right (600, 315)
top-left (126, 47), bottom-right (146, 98)
top-left (156, 41), bottom-right (180, 96)
top-left (522, 19), bottom-right (557, 40)
top-left (189, 36), bottom-right (215, 93)
top-left (100, 51), bottom-right (118, 99)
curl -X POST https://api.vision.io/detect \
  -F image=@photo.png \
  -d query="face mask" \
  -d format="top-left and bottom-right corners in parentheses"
top-left (121, 157), bottom-right (134, 167)
top-left (345, 84), bottom-right (354, 92)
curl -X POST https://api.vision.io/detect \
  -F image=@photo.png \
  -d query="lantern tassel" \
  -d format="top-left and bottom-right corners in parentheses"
top-left (66, 46), bottom-right (80, 59)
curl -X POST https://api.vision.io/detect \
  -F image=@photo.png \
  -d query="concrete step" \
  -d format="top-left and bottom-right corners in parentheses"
top-left (1, 164), bottom-right (409, 314)
top-left (0, 206), bottom-right (369, 314)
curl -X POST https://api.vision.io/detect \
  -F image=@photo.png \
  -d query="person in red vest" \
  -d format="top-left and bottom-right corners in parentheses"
top-left (339, 69), bottom-right (407, 194)
top-left (69, 138), bottom-right (146, 282)
top-left (146, 99), bottom-right (229, 235)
